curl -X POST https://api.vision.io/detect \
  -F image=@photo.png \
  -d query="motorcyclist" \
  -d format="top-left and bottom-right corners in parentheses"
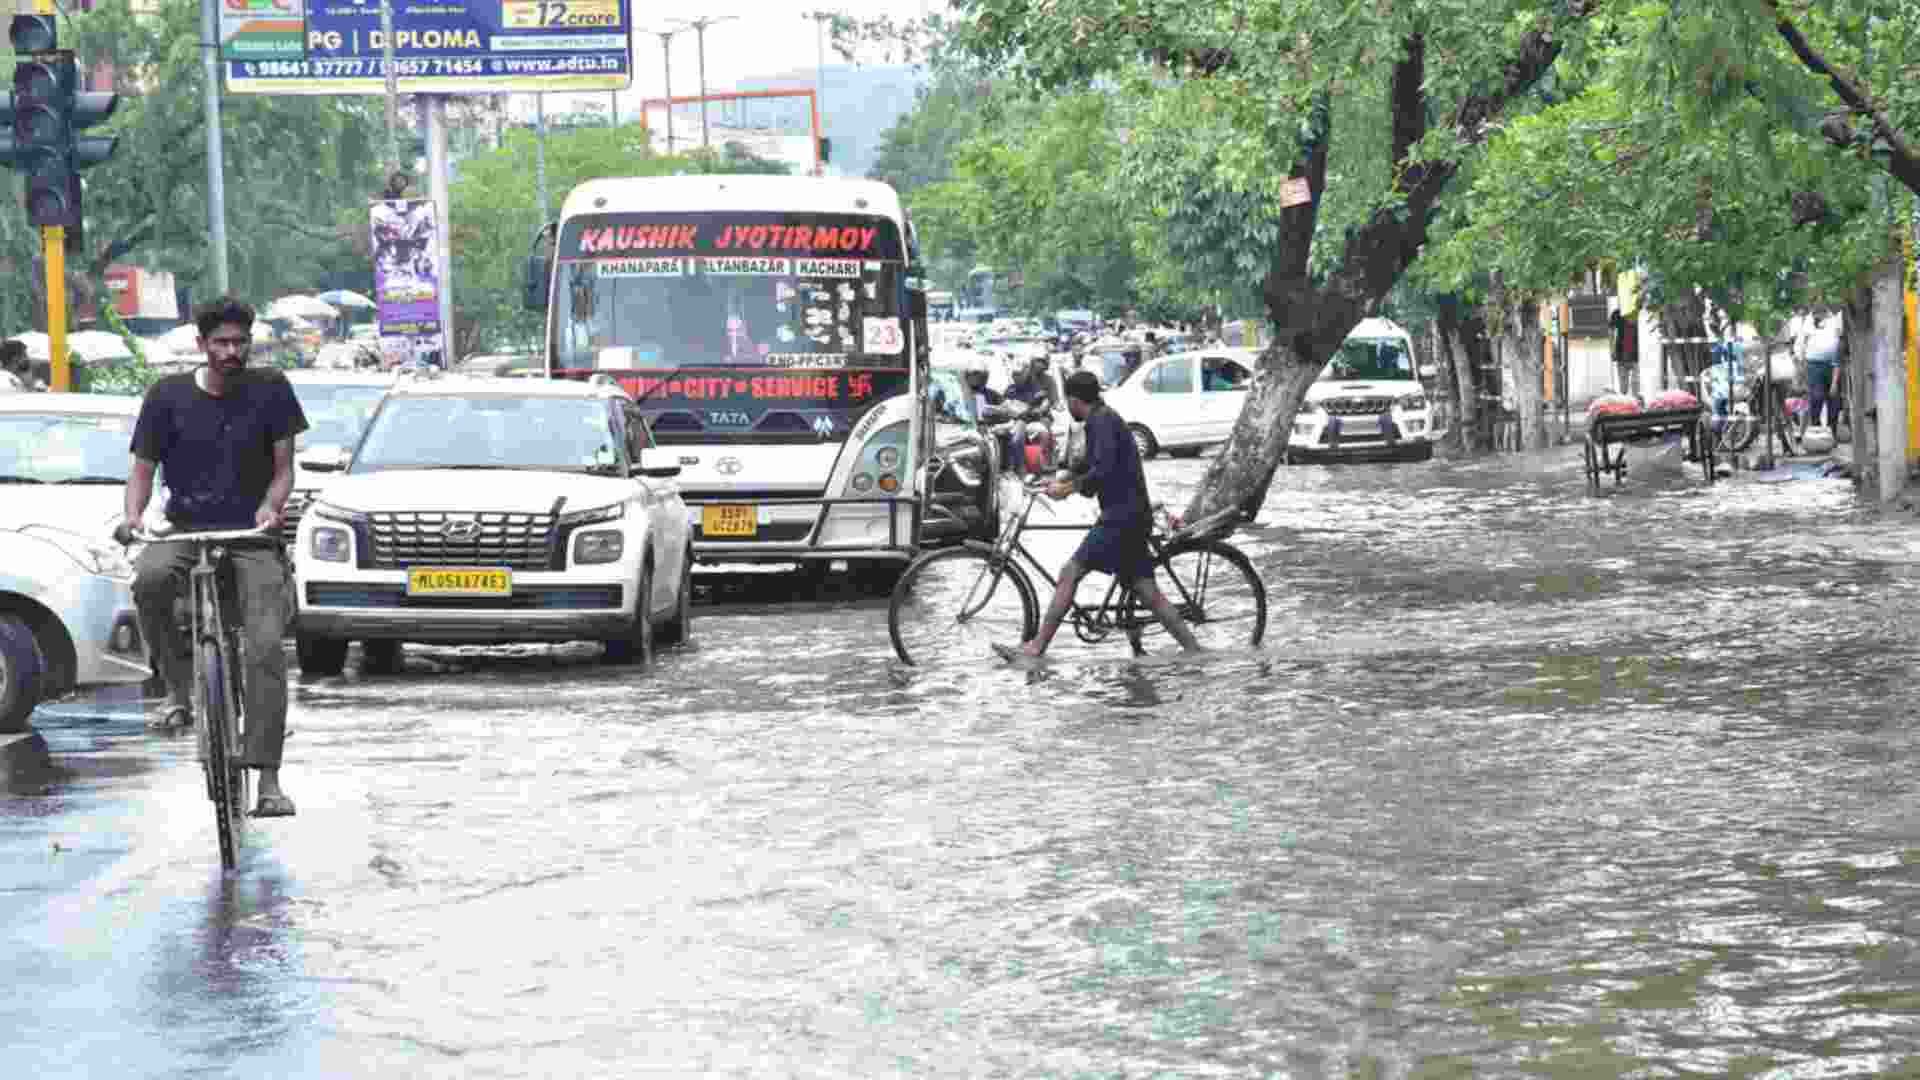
top-left (1004, 356), bottom-right (1057, 475)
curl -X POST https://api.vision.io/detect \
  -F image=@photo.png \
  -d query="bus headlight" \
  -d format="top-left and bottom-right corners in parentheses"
top-left (850, 472), bottom-right (875, 493)
top-left (843, 420), bottom-right (910, 497)
top-left (875, 446), bottom-right (900, 470)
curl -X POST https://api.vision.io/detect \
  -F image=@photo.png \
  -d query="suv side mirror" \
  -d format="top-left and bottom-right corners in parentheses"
top-left (523, 255), bottom-right (550, 311)
top-left (1418, 363), bottom-right (1439, 378)
top-left (634, 447), bottom-right (681, 478)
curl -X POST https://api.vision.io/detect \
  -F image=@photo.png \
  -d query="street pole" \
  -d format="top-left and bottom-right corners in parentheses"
top-left (381, 0), bottom-right (399, 174)
top-left (671, 17), bottom-right (738, 152)
top-left (426, 96), bottom-right (454, 363)
top-left (805, 12), bottom-right (836, 176)
top-left (535, 93), bottom-right (549, 221)
top-left (199, 0), bottom-right (230, 298)
top-left (660, 31), bottom-right (676, 153)
top-left (35, 0), bottom-right (67, 390)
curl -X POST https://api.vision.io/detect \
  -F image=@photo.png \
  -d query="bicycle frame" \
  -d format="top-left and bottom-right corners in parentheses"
top-left (973, 486), bottom-right (1233, 646)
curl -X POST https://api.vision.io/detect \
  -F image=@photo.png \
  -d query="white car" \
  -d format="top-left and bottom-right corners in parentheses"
top-left (291, 377), bottom-right (694, 672)
top-left (1287, 317), bottom-right (1436, 462)
top-left (1101, 347), bottom-right (1258, 458)
top-left (0, 394), bottom-right (153, 727)
top-left (281, 368), bottom-right (401, 548)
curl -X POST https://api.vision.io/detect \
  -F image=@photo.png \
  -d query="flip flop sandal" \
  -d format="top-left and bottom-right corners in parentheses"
top-left (251, 793), bottom-right (297, 818)
top-left (147, 706), bottom-right (191, 731)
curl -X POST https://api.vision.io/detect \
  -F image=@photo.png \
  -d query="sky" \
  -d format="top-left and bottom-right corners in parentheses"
top-left (585, 0), bottom-right (945, 121)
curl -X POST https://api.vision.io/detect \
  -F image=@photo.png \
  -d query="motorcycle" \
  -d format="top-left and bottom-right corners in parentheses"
top-left (984, 398), bottom-right (1058, 477)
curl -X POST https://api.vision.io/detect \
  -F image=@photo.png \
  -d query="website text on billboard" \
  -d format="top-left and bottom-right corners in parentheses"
top-left (220, 0), bottom-right (633, 95)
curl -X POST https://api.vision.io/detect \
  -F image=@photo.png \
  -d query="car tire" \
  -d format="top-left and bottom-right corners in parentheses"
top-left (296, 634), bottom-right (349, 677)
top-left (360, 639), bottom-right (404, 675)
top-left (1402, 442), bottom-right (1435, 462)
top-left (656, 548), bottom-right (693, 647)
top-left (1128, 424), bottom-right (1159, 460)
top-left (0, 614), bottom-right (45, 734)
top-left (603, 560), bottom-right (655, 666)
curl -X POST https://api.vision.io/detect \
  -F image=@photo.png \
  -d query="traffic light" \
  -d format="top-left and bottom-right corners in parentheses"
top-left (4, 16), bottom-right (119, 229)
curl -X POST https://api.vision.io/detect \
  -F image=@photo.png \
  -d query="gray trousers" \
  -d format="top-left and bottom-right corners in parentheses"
top-left (132, 542), bottom-right (290, 769)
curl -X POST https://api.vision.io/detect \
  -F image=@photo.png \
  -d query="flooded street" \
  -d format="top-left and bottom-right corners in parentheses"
top-left (10, 444), bottom-right (1920, 1077)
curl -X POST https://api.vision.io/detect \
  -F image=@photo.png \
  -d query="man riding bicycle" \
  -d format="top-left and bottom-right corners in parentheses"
top-left (1003, 370), bottom-right (1202, 659)
top-left (116, 296), bottom-right (308, 818)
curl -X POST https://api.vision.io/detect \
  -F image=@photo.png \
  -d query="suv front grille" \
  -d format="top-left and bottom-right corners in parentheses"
top-left (1322, 396), bottom-right (1395, 416)
top-left (278, 490), bottom-right (313, 547)
top-left (366, 510), bottom-right (557, 571)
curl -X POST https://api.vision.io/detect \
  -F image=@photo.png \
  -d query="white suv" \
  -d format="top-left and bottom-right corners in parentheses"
top-left (291, 377), bottom-right (694, 672)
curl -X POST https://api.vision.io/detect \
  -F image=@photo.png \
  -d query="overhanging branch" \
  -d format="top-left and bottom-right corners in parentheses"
top-left (1763, 0), bottom-right (1920, 197)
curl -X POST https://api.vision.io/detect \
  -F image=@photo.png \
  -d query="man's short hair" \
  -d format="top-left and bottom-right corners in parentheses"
top-left (0, 339), bottom-right (26, 374)
top-left (194, 295), bottom-right (256, 339)
top-left (1064, 370), bottom-right (1102, 405)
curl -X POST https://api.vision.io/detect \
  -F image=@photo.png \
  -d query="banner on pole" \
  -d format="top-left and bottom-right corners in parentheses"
top-left (372, 199), bottom-right (442, 352)
top-left (223, 0), bottom-right (633, 95)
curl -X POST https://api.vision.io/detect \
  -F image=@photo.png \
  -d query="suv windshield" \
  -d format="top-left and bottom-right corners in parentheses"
top-left (1321, 337), bottom-right (1413, 382)
top-left (352, 395), bottom-right (621, 474)
top-left (0, 412), bottom-right (134, 482)
top-left (289, 383), bottom-right (388, 450)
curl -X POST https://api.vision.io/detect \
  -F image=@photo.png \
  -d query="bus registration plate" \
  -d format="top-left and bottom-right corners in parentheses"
top-left (703, 505), bottom-right (757, 537)
top-left (407, 567), bottom-right (512, 596)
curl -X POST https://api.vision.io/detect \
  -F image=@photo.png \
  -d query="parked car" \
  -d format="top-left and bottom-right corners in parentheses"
top-left (1102, 347), bottom-right (1258, 459)
top-left (1287, 317), bottom-right (1435, 462)
top-left (0, 394), bottom-right (154, 726)
top-left (922, 366), bottom-right (1003, 544)
top-left (282, 368), bottom-right (401, 548)
top-left (291, 376), bottom-right (694, 672)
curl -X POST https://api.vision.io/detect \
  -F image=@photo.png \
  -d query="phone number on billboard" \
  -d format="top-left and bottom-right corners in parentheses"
top-left (242, 58), bottom-right (487, 78)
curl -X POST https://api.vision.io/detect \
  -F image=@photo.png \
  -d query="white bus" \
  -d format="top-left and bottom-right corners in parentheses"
top-left (528, 175), bottom-right (939, 575)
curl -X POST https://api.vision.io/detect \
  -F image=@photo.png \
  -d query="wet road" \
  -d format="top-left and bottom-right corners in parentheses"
top-left (9, 442), bottom-right (1920, 1077)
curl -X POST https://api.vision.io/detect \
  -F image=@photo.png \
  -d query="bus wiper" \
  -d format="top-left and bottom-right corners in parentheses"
top-left (0, 475), bottom-right (45, 483)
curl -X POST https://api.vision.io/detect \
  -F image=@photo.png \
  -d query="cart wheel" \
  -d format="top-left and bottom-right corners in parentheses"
top-left (1582, 438), bottom-right (1600, 493)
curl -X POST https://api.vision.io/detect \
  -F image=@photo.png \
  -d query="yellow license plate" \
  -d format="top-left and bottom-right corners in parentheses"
top-left (702, 505), bottom-right (757, 537)
top-left (406, 567), bottom-right (512, 596)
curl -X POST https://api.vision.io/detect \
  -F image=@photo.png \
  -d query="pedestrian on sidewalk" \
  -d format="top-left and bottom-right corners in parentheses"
top-left (1795, 309), bottom-right (1844, 432)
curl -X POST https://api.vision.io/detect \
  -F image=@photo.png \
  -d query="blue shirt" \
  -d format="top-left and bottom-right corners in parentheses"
top-left (1073, 404), bottom-right (1152, 527)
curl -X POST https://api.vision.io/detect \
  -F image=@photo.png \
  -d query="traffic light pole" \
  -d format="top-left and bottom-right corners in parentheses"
top-left (199, 0), bottom-right (230, 296)
top-left (44, 224), bottom-right (65, 391)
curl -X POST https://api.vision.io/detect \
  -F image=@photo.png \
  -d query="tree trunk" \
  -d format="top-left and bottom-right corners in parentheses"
top-left (1869, 248), bottom-right (1907, 501)
top-left (1493, 274), bottom-right (1547, 451)
top-left (1845, 284), bottom-right (1878, 495)
top-left (1434, 297), bottom-right (1476, 453)
top-left (1192, 342), bottom-right (1325, 521)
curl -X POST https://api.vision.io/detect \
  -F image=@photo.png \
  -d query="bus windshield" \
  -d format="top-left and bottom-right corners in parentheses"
top-left (551, 210), bottom-right (915, 443)
top-left (553, 211), bottom-right (910, 374)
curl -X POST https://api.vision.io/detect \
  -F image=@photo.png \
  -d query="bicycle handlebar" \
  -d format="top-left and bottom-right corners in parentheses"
top-left (127, 526), bottom-right (273, 545)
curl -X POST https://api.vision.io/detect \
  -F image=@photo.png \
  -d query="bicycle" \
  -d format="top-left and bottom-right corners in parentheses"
top-left (131, 526), bottom-right (269, 871)
top-left (887, 481), bottom-right (1268, 665)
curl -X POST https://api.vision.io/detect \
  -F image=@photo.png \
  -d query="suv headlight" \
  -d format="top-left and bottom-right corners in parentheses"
top-left (1299, 400), bottom-right (1324, 415)
top-left (559, 501), bottom-right (626, 527)
top-left (310, 525), bottom-right (352, 562)
top-left (1394, 393), bottom-right (1428, 411)
top-left (572, 530), bottom-right (625, 564)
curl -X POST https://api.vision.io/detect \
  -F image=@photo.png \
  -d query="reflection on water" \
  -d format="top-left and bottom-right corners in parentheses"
top-left (16, 444), bottom-right (1920, 1075)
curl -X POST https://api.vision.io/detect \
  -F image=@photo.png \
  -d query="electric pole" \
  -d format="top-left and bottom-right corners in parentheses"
top-left (642, 27), bottom-right (683, 154)
top-left (670, 16), bottom-right (738, 151)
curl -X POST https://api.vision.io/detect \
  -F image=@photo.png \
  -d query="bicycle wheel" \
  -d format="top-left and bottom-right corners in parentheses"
top-left (1146, 539), bottom-right (1268, 651)
top-left (888, 546), bottom-right (1038, 666)
top-left (196, 638), bottom-right (244, 870)
top-left (1722, 408), bottom-right (1758, 453)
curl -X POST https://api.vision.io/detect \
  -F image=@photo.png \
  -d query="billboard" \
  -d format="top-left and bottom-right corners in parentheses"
top-left (372, 199), bottom-right (442, 349)
top-left (222, 0), bottom-right (633, 95)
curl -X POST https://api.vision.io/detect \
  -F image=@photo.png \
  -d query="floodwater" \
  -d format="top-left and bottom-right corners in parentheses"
top-left (9, 441), bottom-right (1920, 1077)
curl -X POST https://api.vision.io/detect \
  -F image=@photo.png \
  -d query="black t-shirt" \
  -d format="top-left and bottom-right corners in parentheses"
top-left (1074, 403), bottom-right (1152, 527)
top-left (130, 367), bottom-right (310, 529)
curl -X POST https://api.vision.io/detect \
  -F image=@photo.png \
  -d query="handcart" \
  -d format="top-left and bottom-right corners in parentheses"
top-left (1582, 405), bottom-right (1716, 493)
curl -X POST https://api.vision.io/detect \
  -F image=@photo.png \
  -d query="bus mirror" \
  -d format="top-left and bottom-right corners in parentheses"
top-left (523, 255), bottom-right (550, 311)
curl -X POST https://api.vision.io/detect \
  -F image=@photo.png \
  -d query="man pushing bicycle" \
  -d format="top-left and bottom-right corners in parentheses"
top-left (1003, 370), bottom-right (1203, 659)
top-left (116, 296), bottom-right (308, 818)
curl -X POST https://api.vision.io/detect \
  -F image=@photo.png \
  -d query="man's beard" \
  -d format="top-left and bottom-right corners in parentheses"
top-left (211, 352), bottom-right (248, 376)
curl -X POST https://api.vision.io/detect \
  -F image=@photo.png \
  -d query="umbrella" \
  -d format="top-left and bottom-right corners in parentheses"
top-left (6, 330), bottom-right (132, 363)
top-left (316, 288), bottom-right (375, 309)
top-left (266, 294), bottom-right (339, 320)
top-left (66, 330), bottom-right (134, 362)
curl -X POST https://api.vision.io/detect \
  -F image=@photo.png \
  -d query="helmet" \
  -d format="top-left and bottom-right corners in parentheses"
top-left (965, 358), bottom-right (989, 377)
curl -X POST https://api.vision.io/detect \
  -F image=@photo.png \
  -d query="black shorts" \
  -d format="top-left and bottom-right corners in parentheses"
top-left (1072, 521), bottom-right (1155, 583)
